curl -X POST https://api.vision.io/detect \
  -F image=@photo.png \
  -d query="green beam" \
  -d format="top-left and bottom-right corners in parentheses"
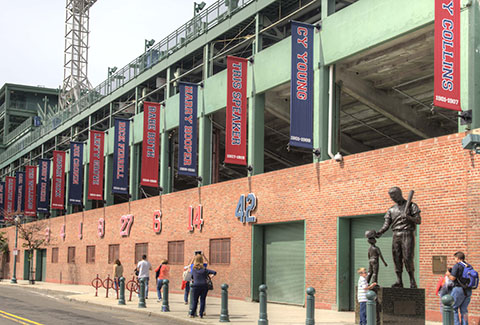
top-left (104, 154), bottom-right (114, 206)
top-left (129, 144), bottom-right (140, 201)
top-left (248, 93), bottom-right (264, 175)
top-left (470, 0), bottom-right (480, 128)
top-left (198, 113), bottom-right (212, 186)
top-left (83, 163), bottom-right (92, 210)
top-left (321, 0), bottom-right (335, 20)
top-left (321, 0), bottom-right (434, 64)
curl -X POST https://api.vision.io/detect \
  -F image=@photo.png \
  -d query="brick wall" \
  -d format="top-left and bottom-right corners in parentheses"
top-left (3, 131), bottom-right (480, 323)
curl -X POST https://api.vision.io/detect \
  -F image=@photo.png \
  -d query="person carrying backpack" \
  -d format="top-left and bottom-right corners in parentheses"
top-left (447, 251), bottom-right (478, 325)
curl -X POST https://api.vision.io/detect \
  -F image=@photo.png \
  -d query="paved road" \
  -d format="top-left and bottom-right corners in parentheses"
top-left (0, 285), bottom-right (193, 325)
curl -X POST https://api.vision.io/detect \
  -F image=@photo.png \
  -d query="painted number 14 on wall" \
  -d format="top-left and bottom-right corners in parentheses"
top-left (235, 193), bottom-right (257, 223)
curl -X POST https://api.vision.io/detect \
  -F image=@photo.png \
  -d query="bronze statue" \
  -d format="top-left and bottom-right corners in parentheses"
top-left (365, 230), bottom-right (388, 284)
top-left (376, 187), bottom-right (421, 288)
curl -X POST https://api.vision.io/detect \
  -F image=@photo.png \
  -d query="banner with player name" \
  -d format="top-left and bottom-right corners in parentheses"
top-left (290, 21), bottom-right (314, 148)
top-left (5, 176), bottom-right (15, 214)
top-left (434, 0), bottom-right (461, 111)
top-left (225, 56), bottom-right (248, 165)
top-left (14, 171), bottom-right (25, 212)
top-left (113, 118), bottom-right (130, 194)
top-left (178, 82), bottom-right (198, 177)
top-left (37, 159), bottom-right (51, 213)
top-left (0, 182), bottom-right (4, 221)
top-left (69, 142), bottom-right (84, 205)
top-left (24, 166), bottom-right (37, 217)
top-left (88, 130), bottom-right (105, 200)
top-left (52, 151), bottom-right (66, 210)
top-left (141, 102), bottom-right (160, 187)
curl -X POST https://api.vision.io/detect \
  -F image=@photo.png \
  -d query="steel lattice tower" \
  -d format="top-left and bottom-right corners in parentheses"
top-left (60, 0), bottom-right (97, 109)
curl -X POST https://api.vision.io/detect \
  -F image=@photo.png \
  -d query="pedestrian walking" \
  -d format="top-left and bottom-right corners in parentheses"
top-left (189, 254), bottom-right (216, 319)
top-left (113, 259), bottom-right (123, 291)
top-left (136, 254), bottom-right (152, 299)
top-left (155, 259), bottom-right (169, 302)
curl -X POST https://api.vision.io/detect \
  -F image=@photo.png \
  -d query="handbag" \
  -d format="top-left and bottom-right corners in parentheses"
top-left (206, 274), bottom-right (214, 291)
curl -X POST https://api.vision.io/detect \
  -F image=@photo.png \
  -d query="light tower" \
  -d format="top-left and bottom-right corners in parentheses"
top-left (60, 0), bottom-right (97, 110)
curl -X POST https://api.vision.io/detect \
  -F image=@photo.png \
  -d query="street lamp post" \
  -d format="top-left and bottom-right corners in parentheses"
top-left (11, 216), bottom-right (20, 284)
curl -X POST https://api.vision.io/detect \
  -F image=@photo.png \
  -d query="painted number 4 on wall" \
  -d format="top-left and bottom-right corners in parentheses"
top-left (235, 193), bottom-right (257, 223)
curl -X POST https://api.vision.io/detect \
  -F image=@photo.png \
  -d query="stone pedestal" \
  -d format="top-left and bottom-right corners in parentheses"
top-left (356, 287), bottom-right (425, 325)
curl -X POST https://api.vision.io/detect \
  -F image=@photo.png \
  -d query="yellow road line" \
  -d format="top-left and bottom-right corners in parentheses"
top-left (0, 310), bottom-right (43, 325)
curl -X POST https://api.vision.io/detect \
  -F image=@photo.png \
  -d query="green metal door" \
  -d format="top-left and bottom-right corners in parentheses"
top-left (23, 250), bottom-right (31, 280)
top-left (350, 215), bottom-right (416, 308)
top-left (35, 249), bottom-right (47, 281)
top-left (264, 222), bottom-right (305, 305)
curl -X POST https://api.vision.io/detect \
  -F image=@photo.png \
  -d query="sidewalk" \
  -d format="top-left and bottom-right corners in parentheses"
top-left (0, 280), bottom-right (440, 324)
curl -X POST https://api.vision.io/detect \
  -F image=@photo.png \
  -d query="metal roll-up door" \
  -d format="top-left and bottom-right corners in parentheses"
top-left (264, 222), bottom-right (305, 305)
top-left (350, 215), bottom-right (415, 308)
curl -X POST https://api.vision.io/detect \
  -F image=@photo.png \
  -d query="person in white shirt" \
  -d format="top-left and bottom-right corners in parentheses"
top-left (136, 255), bottom-right (152, 298)
top-left (357, 267), bottom-right (377, 325)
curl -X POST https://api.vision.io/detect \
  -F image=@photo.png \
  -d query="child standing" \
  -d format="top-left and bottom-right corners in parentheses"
top-left (182, 265), bottom-right (191, 304)
top-left (357, 267), bottom-right (377, 325)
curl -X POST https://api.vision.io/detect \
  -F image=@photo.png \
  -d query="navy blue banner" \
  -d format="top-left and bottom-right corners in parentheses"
top-left (178, 82), bottom-right (198, 177)
top-left (15, 171), bottom-right (25, 212)
top-left (68, 142), bottom-right (84, 205)
top-left (0, 182), bottom-right (4, 222)
top-left (37, 159), bottom-right (51, 213)
top-left (290, 21), bottom-right (314, 149)
top-left (113, 118), bottom-right (130, 194)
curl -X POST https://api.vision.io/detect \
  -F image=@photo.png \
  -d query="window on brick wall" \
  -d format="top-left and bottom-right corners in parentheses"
top-left (108, 244), bottom-right (120, 264)
top-left (51, 247), bottom-right (59, 263)
top-left (67, 247), bottom-right (75, 264)
top-left (5, 250), bottom-right (10, 263)
top-left (86, 246), bottom-right (95, 264)
top-left (168, 241), bottom-right (184, 265)
top-left (210, 238), bottom-right (230, 264)
top-left (134, 243), bottom-right (148, 264)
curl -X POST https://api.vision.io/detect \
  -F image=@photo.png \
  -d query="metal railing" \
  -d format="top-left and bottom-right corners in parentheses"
top-left (0, 103), bottom-right (5, 116)
top-left (5, 117), bottom-right (33, 145)
top-left (0, 0), bottom-right (251, 165)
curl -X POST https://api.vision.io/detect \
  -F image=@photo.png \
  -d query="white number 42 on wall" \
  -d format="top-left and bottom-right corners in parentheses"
top-left (235, 193), bottom-right (257, 223)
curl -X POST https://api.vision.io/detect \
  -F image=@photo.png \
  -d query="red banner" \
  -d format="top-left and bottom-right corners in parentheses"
top-left (52, 151), bottom-right (66, 210)
top-left (225, 56), bottom-right (248, 165)
top-left (24, 166), bottom-right (37, 216)
top-left (88, 130), bottom-right (105, 200)
top-left (434, 0), bottom-right (461, 111)
top-left (141, 102), bottom-right (161, 187)
top-left (5, 176), bottom-right (15, 214)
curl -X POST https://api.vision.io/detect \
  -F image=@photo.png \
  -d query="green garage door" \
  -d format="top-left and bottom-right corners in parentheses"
top-left (350, 215), bottom-right (417, 308)
top-left (264, 222), bottom-right (305, 305)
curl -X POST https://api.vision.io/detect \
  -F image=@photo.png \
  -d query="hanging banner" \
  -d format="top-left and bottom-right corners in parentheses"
top-left (113, 118), bottom-right (130, 194)
top-left (5, 176), bottom-right (15, 214)
top-left (37, 159), bottom-right (51, 213)
top-left (24, 166), bottom-right (37, 217)
top-left (52, 151), bottom-right (66, 210)
top-left (290, 21), bottom-right (314, 148)
top-left (434, 0), bottom-right (461, 111)
top-left (88, 130), bottom-right (105, 200)
top-left (69, 142), bottom-right (84, 205)
top-left (178, 82), bottom-right (198, 176)
top-left (0, 182), bottom-right (4, 222)
top-left (141, 102), bottom-right (160, 187)
top-left (14, 171), bottom-right (25, 213)
top-left (225, 56), bottom-right (248, 165)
